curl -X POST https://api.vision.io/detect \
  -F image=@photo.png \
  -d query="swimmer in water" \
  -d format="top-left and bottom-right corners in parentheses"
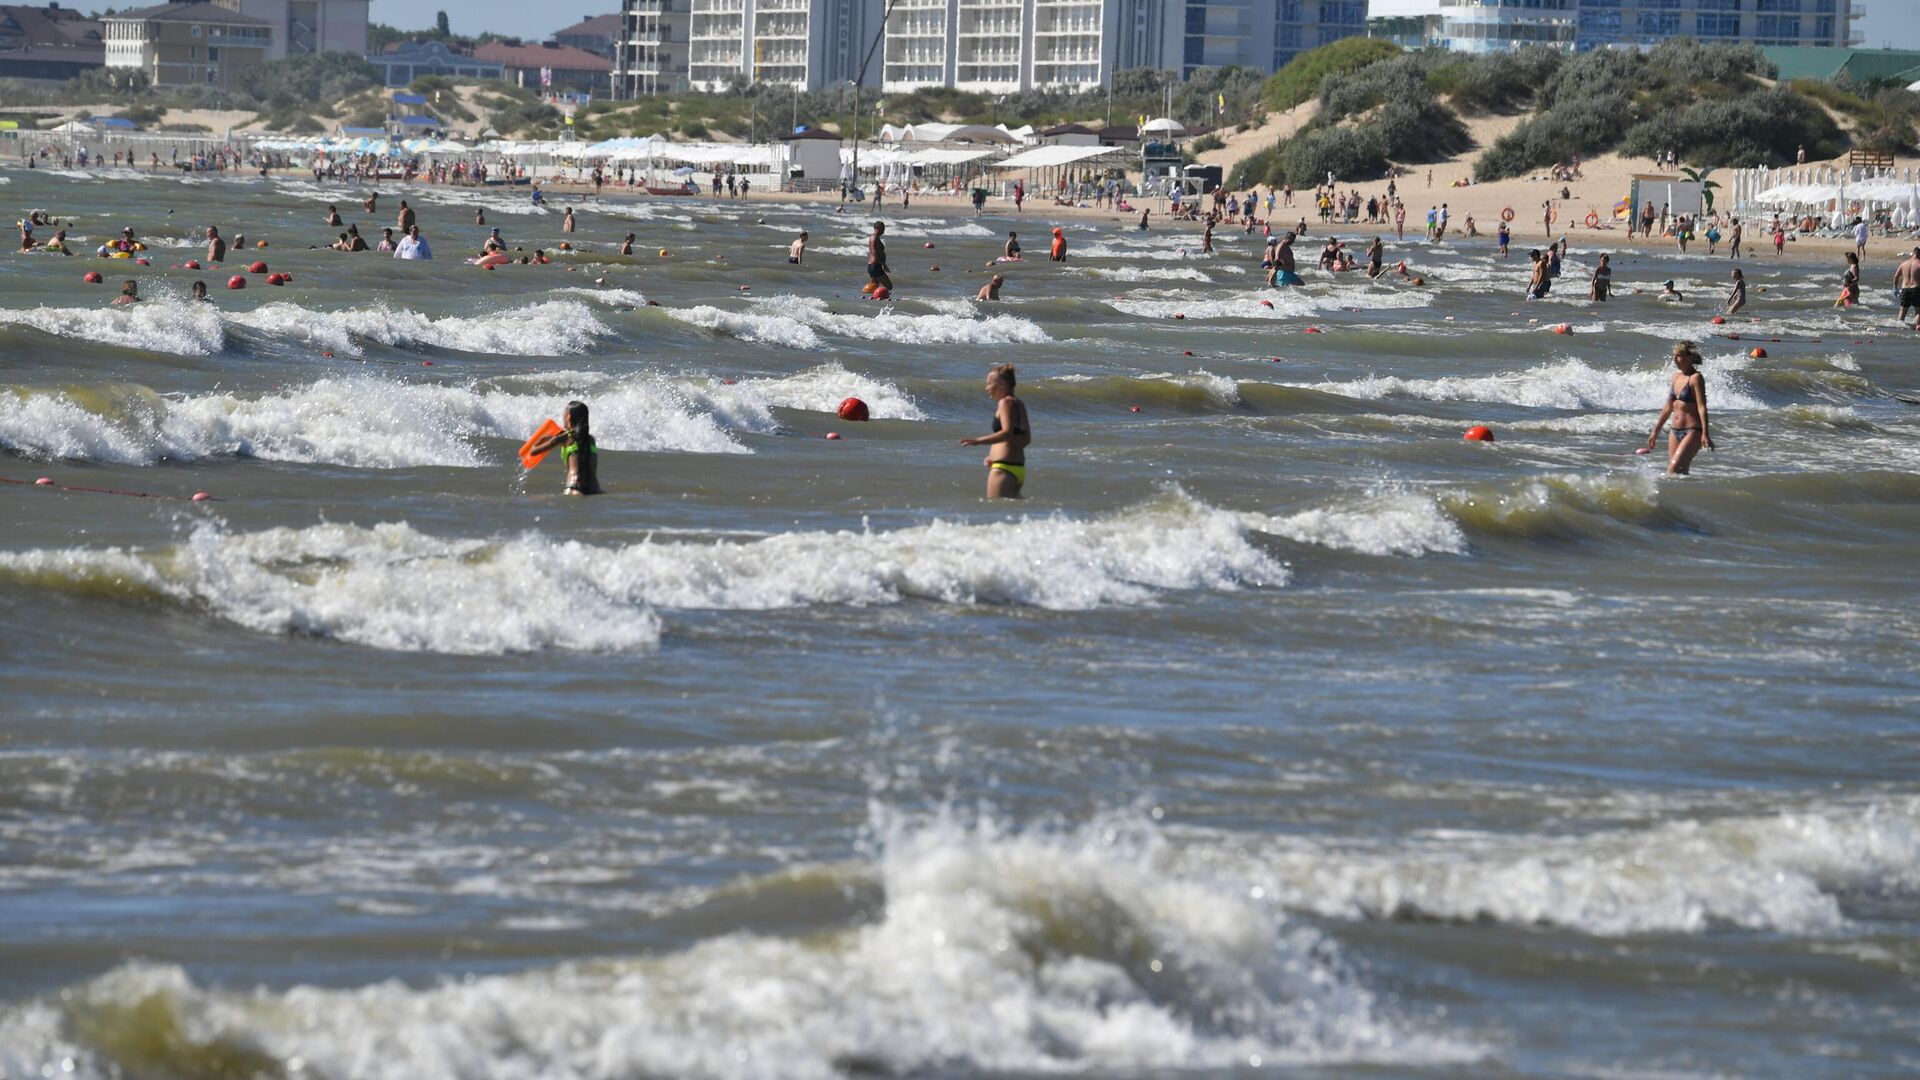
top-left (959, 363), bottom-right (1029, 500)
top-left (789, 230), bottom-right (806, 264)
top-left (475, 207), bottom-right (486, 226)
top-left (976, 273), bottom-right (1004, 301)
top-left (563, 207), bottom-right (576, 233)
top-left (622, 232), bottom-right (636, 257)
top-left (1590, 253), bottom-right (1612, 302)
top-left (1658, 279), bottom-right (1684, 302)
top-left (866, 221), bottom-right (892, 293)
top-left (1645, 341), bottom-right (1712, 475)
top-left (325, 204), bottom-right (342, 227)
top-left (1004, 231), bottom-right (1021, 260)
top-left (1725, 268), bottom-right (1747, 315)
top-left (190, 280), bottom-right (210, 302)
top-left (524, 400), bottom-right (602, 496)
top-left (111, 280), bottom-right (141, 305)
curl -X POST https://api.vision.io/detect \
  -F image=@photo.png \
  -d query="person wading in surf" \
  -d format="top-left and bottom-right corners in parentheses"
top-left (959, 364), bottom-right (1029, 499)
top-left (525, 400), bottom-right (602, 496)
top-left (1646, 341), bottom-right (1713, 475)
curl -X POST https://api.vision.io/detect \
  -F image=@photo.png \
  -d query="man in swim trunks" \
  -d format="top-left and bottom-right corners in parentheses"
top-left (1270, 232), bottom-right (1302, 287)
top-left (867, 221), bottom-right (891, 292)
top-left (1894, 247), bottom-right (1920, 327)
top-left (959, 363), bottom-right (1029, 500)
top-left (205, 225), bottom-right (226, 264)
top-left (789, 230), bottom-right (807, 264)
top-left (976, 273), bottom-right (1004, 301)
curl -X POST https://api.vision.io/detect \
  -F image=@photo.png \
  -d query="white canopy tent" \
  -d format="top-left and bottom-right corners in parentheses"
top-left (992, 144), bottom-right (1130, 170)
top-left (1140, 117), bottom-right (1186, 136)
top-left (880, 122), bottom-right (1022, 145)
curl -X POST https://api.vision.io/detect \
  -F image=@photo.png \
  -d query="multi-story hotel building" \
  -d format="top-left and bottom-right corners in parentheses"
top-left (102, 1), bottom-right (273, 89)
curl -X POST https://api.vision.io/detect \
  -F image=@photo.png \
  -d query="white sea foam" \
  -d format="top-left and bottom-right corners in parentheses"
top-left (667, 304), bottom-right (825, 349)
top-left (0, 300), bottom-right (228, 355)
top-left (1300, 358), bottom-right (1769, 412)
top-left (0, 375), bottom-right (751, 467)
top-left (1078, 265), bottom-right (1214, 283)
top-left (1140, 370), bottom-right (1242, 407)
top-left (228, 300), bottom-right (612, 357)
top-left (1241, 798), bottom-right (1920, 937)
top-left (0, 492), bottom-right (1286, 652)
top-left (1252, 492), bottom-right (1467, 557)
top-left (0, 809), bottom-right (1476, 1079)
top-left (708, 364), bottom-right (927, 421)
top-left (668, 294), bottom-right (1048, 350)
top-left (549, 286), bottom-right (649, 306)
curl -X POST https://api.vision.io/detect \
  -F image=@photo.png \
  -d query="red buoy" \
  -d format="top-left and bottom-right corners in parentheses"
top-left (836, 397), bottom-right (870, 422)
top-left (1552, 323), bottom-right (1572, 335)
top-left (1464, 425), bottom-right (1495, 442)
top-left (825, 432), bottom-right (842, 440)
top-left (248, 261), bottom-right (268, 274)
top-left (228, 275), bottom-right (246, 289)
top-left (872, 286), bottom-right (892, 300)
top-left (1710, 315), bottom-right (1726, 325)
top-left (184, 260), bottom-right (201, 270)
top-left (82, 271), bottom-right (103, 284)
top-left (1750, 347), bottom-right (1767, 358)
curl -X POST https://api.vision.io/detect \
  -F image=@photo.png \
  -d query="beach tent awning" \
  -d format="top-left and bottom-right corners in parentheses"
top-left (50, 120), bottom-right (96, 134)
top-left (840, 147), bottom-right (996, 168)
top-left (888, 122), bottom-right (1020, 145)
top-left (1752, 183), bottom-right (1841, 204)
top-left (1141, 117), bottom-right (1186, 135)
top-left (991, 144), bottom-right (1130, 170)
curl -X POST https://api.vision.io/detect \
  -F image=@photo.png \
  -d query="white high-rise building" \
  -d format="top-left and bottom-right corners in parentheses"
top-left (882, 0), bottom-right (1131, 92)
top-left (683, 0), bottom-right (883, 91)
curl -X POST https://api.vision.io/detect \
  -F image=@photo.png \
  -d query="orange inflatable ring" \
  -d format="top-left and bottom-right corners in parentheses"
top-left (1585, 211), bottom-right (1600, 228)
top-left (1500, 207), bottom-right (1515, 222)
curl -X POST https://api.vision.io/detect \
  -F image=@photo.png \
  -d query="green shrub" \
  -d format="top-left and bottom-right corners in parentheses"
top-left (231, 53), bottom-right (379, 106)
top-left (1191, 132), bottom-right (1225, 153)
top-left (1443, 46), bottom-right (1562, 114)
top-left (1262, 38), bottom-right (1400, 112)
top-left (1373, 98), bottom-right (1472, 163)
top-left (1228, 143), bottom-right (1281, 189)
top-left (1276, 125), bottom-right (1390, 186)
top-left (1476, 91), bottom-right (1634, 180)
top-left (1618, 85), bottom-right (1844, 167)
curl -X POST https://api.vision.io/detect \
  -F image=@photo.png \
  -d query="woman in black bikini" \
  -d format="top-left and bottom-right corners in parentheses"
top-left (1645, 341), bottom-right (1712, 475)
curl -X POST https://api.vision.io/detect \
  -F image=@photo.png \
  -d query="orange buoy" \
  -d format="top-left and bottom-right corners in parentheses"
top-left (1464, 425), bottom-right (1495, 442)
top-left (658, 248), bottom-right (669, 257)
top-left (256, 240), bottom-right (268, 248)
top-left (836, 397), bottom-right (870, 422)
top-left (1303, 326), bottom-right (1322, 334)
top-left (1552, 323), bottom-right (1572, 335)
top-left (228, 275), bottom-right (246, 289)
top-left (1750, 347), bottom-right (1767, 358)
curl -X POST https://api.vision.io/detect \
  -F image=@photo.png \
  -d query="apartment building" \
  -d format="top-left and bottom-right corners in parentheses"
top-left (1574, 0), bottom-right (1860, 50)
top-left (102, 1), bottom-right (272, 89)
top-left (214, 0), bottom-right (368, 60)
top-left (883, 0), bottom-right (1133, 92)
top-left (1374, 0), bottom-right (1859, 54)
top-left (680, 0), bottom-right (880, 91)
top-left (613, 0), bottom-right (690, 96)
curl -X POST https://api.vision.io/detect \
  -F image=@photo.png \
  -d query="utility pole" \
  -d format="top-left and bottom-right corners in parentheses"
top-left (850, 0), bottom-right (903, 201)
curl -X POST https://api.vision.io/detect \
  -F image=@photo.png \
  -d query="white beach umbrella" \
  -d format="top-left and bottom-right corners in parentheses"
top-left (1141, 118), bottom-right (1186, 136)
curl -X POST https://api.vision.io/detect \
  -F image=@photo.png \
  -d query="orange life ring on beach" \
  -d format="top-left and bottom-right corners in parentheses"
top-left (1500, 207), bottom-right (1515, 222)
top-left (1584, 211), bottom-right (1600, 228)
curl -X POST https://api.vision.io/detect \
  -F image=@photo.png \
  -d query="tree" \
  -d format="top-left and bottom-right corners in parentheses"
top-left (435, 10), bottom-right (450, 36)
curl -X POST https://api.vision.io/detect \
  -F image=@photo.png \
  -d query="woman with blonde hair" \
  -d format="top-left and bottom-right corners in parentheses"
top-left (1645, 342), bottom-right (1713, 475)
top-left (959, 364), bottom-right (1030, 499)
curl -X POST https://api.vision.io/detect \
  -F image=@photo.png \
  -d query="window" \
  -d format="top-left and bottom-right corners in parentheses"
top-left (208, 47), bottom-right (219, 60)
top-left (1755, 0), bottom-right (1799, 9)
top-left (1813, 14), bottom-right (1834, 37)
top-left (1755, 13), bottom-right (1799, 33)
top-left (1184, 36), bottom-right (1202, 63)
top-left (1580, 10), bottom-right (1623, 34)
top-left (1274, 23), bottom-right (1301, 47)
top-left (1696, 12), bottom-right (1740, 34)
top-left (191, 24), bottom-right (201, 36)
top-left (189, 45), bottom-right (198, 59)
top-left (1185, 4), bottom-right (1205, 33)
top-left (1637, 10), bottom-right (1680, 33)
